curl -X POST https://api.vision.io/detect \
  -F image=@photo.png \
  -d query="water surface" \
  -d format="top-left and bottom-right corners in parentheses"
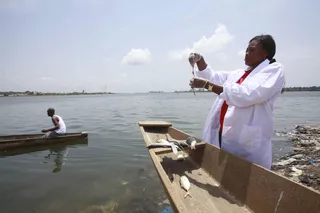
top-left (0, 92), bottom-right (319, 212)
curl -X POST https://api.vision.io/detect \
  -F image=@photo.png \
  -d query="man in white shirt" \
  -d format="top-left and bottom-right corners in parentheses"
top-left (189, 34), bottom-right (285, 169)
top-left (41, 108), bottom-right (67, 138)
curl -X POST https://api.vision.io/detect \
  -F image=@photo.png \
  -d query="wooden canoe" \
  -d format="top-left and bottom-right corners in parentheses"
top-left (0, 138), bottom-right (88, 157)
top-left (138, 121), bottom-right (320, 213)
top-left (0, 132), bottom-right (88, 150)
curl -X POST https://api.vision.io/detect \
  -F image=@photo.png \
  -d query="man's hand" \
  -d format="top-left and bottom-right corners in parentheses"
top-left (41, 129), bottom-right (48, 133)
top-left (189, 77), bottom-right (208, 89)
top-left (188, 53), bottom-right (202, 67)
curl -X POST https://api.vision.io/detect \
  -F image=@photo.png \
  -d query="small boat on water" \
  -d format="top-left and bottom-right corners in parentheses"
top-left (138, 121), bottom-right (320, 213)
top-left (0, 132), bottom-right (88, 150)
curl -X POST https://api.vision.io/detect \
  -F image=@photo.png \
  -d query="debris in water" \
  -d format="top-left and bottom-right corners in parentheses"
top-left (121, 180), bottom-right (129, 185)
top-left (79, 200), bottom-right (118, 213)
top-left (272, 124), bottom-right (320, 192)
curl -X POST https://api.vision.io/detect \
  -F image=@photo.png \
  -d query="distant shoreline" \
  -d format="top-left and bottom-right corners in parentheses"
top-left (0, 86), bottom-right (319, 97)
top-left (175, 86), bottom-right (320, 93)
top-left (0, 92), bottom-right (115, 97)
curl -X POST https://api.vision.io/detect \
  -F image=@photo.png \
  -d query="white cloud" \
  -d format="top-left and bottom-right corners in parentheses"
top-left (238, 49), bottom-right (246, 57)
top-left (121, 48), bottom-right (151, 66)
top-left (168, 23), bottom-right (234, 60)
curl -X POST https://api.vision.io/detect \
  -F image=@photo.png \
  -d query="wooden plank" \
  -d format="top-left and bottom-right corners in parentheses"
top-left (138, 121), bottom-right (172, 127)
top-left (153, 143), bottom-right (207, 155)
top-left (139, 124), bottom-right (189, 213)
top-left (141, 126), bottom-right (205, 154)
top-left (200, 143), bottom-right (320, 213)
top-left (149, 150), bottom-right (189, 213)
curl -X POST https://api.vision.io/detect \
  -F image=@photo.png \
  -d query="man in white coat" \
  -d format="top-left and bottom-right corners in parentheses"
top-left (189, 34), bottom-right (285, 169)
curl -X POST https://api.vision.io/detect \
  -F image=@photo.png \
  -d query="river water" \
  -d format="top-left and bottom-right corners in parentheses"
top-left (0, 92), bottom-right (319, 213)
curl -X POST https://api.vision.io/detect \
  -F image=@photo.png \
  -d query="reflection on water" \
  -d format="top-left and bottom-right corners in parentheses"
top-left (44, 145), bottom-right (69, 173)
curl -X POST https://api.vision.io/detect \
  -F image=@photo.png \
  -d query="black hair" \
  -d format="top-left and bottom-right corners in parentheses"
top-left (47, 108), bottom-right (55, 115)
top-left (250, 34), bottom-right (276, 64)
top-left (251, 34), bottom-right (284, 93)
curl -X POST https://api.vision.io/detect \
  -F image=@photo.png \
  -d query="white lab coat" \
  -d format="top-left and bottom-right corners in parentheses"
top-left (195, 59), bottom-right (285, 169)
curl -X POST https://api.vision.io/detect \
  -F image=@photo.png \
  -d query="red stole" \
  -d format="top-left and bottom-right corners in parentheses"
top-left (219, 70), bottom-right (253, 133)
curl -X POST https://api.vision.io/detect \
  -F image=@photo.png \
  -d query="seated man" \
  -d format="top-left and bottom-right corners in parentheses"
top-left (42, 108), bottom-right (67, 138)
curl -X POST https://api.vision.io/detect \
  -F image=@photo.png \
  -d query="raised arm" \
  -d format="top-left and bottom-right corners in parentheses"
top-left (189, 53), bottom-right (229, 85)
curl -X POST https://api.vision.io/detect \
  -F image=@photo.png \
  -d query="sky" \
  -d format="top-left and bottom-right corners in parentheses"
top-left (0, 0), bottom-right (319, 93)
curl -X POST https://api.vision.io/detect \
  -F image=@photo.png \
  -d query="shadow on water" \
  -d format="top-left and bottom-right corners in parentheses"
top-left (115, 165), bottom-right (170, 213)
top-left (0, 139), bottom-right (88, 173)
top-left (78, 162), bottom-right (171, 213)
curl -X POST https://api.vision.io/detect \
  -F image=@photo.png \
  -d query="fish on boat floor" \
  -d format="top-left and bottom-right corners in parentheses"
top-left (159, 151), bottom-right (251, 213)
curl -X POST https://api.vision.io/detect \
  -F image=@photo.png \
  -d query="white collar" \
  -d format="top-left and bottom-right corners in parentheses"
top-left (239, 59), bottom-right (270, 82)
top-left (246, 59), bottom-right (270, 72)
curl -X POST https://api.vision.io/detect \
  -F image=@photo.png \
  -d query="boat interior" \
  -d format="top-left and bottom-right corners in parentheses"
top-left (139, 121), bottom-right (320, 213)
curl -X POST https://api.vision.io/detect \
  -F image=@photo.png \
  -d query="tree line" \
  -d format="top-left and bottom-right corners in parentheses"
top-left (175, 86), bottom-right (320, 93)
top-left (0, 91), bottom-right (112, 96)
top-left (283, 86), bottom-right (320, 92)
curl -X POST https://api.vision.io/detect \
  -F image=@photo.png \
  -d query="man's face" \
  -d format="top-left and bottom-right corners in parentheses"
top-left (244, 40), bottom-right (268, 67)
top-left (47, 111), bottom-right (53, 117)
